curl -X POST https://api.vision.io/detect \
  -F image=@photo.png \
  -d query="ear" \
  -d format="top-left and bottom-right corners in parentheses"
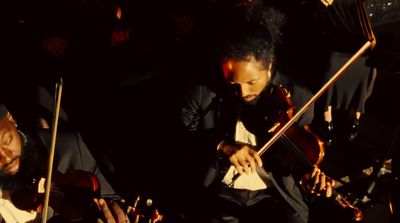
top-left (266, 58), bottom-right (274, 80)
top-left (267, 58), bottom-right (274, 71)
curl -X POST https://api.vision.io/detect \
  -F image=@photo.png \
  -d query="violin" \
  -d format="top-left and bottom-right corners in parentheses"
top-left (257, 85), bottom-right (324, 172)
top-left (230, 84), bottom-right (363, 221)
top-left (10, 169), bottom-right (101, 222)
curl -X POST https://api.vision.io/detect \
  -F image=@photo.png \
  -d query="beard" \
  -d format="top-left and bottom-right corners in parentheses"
top-left (242, 93), bottom-right (262, 106)
top-left (241, 82), bottom-right (274, 106)
top-left (0, 156), bottom-right (21, 178)
top-left (0, 136), bottom-right (40, 192)
top-left (241, 83), bottom-right (273, 106)
top-left (240, 84), bottom-right (276, 140)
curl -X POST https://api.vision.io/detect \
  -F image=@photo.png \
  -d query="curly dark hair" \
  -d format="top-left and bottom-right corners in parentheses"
top-left (216, 19), bottom-right (276, 69)
top-left (208, 0), bottom-right (286, 69)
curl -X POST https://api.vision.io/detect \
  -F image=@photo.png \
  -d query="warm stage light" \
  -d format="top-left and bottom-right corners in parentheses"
top-left (115, 6), bottom-right (122, 20)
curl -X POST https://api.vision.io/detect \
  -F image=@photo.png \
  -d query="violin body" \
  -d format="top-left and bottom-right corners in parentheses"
top-left (238, 85), bottom-right (324, 172)
top-left (241, 85), bottom-right (363, 221)
top-left (11, 169), bottom-right (101, 222)
top-left (265, 123), bottom-right (325, 175)
top-left (265, 85), bottom-right (325, 169)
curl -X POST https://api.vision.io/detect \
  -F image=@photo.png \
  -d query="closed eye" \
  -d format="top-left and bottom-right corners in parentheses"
top-left (248, 80), bottom-right (257, 85)
top-left (3, 133), bottom-right (12, 146)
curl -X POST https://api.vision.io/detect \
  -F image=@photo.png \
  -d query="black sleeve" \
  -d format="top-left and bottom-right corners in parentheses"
top-left (37, 129), bottom-right (119, 198)
top-left (179, 84), bottom-right (225, 185)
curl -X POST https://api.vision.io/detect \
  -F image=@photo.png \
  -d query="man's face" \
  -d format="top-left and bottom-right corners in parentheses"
top-left (0, 113), bottom-right (22, 176)
top-left (222, 56), bottom-right (272, 103)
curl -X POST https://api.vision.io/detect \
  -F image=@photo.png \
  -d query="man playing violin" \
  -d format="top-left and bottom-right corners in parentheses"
top-left (0, 104), bottom-right (128, 223)
top-left (179, 13), bottom-right (338, 223)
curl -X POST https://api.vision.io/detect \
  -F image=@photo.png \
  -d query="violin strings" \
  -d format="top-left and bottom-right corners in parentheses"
top-left (279, 134), bottom-right (314, 167)
top-left (49, 185), bottom-right (66, 197)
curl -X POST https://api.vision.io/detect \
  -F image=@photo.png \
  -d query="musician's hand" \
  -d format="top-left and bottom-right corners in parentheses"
top-left (218, 141), bottom-right (262, 175)
top-left (95, 198), bottom-right (129, 223)
top-left (300, 166), bottom-right (334, 198)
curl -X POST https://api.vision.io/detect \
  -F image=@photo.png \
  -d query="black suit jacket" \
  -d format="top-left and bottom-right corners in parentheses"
top-left (36, 129), bottom-right (117, 198)
top-left (180, 83), bottom-right (310, 223)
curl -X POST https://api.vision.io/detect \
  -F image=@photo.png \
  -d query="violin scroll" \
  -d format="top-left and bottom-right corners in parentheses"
top-left (300, 172), bottom-right (363, 222)
top-left (334, 193), bottom-right (364, 222)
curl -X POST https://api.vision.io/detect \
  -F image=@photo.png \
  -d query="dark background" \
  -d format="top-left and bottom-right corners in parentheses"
top-left (1, 0), bottom-right (399, 222)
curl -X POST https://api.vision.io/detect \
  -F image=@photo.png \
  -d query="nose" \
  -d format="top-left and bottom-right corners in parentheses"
top-left (239, 84), bottom-right (250, 98)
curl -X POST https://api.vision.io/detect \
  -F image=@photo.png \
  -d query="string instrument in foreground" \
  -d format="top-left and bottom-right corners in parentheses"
top-left (11, 169), bottom-right (101, 222)
top-left (226, 41), bottom-right (374, 221)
